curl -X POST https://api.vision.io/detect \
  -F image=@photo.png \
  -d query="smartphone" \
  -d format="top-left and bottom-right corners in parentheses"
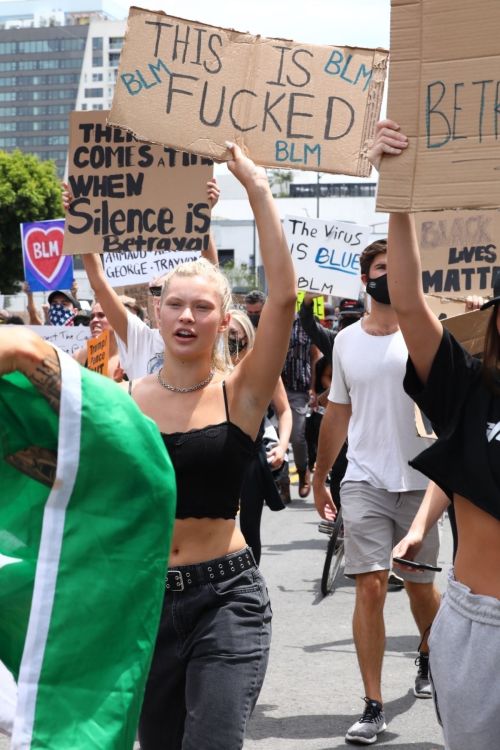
top-left (393, 557), bottom-right (442, 572)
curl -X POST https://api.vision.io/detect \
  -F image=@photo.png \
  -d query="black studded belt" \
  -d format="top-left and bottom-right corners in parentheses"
top-left (166, 548), bottom-right (255, 592)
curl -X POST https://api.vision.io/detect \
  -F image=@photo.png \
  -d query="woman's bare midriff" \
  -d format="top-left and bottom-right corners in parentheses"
top-left (169, 518), bottom-right (248, 566)
top-left (453, 494), bottom-right (500, 599)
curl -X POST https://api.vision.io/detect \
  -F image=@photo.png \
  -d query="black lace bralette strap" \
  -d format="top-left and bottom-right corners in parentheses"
top-left (222, 380), bottom-right (230, 421)
top-left (128, 379), bottom-right (133, 396)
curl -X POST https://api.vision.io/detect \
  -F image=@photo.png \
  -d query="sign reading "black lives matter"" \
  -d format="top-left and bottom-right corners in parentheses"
top-left (63, 110), bottom-right (213, 255)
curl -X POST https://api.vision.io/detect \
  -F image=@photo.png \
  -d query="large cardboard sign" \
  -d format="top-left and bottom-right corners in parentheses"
top-left (108, 8), bottom-right (388, 176)
top-left (103, 249), bottom-right (200, 287)
top-left (21, 220), bottom-right (73, 292)
top-left (63, 110), bottom-right (213, 255)
top-left (416, 210), bottom-right (500, 298)
top-left (24, 325), bottom-right (90, 355)
top-left (284, 215), bottom-right (368, 299)
top-left (377, 0), bottom-right (500, 212)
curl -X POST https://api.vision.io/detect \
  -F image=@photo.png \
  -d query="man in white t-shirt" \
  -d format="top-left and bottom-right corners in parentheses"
top-left (313, 239), bottom-right (441, 746)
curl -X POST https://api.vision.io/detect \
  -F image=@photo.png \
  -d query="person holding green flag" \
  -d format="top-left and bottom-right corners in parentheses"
top-left (0, 326), bottom-right (176, 750)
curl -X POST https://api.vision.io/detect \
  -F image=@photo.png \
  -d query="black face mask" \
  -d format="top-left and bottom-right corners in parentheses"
top-left (247, 313), bottom-right (261, 328)
top-left (228, 336), bottom-right (248, 357)
top-left (366, 273), bottom-right (391, 306)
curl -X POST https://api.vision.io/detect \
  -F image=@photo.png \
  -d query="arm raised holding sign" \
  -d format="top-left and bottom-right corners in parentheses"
top-left (372, 118), bottom-right (500, 750)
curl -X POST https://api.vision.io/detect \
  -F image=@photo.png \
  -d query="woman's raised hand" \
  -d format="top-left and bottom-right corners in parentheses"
top-left (367, 119), bottom-right (408, 172)
top-left (225, 142), bottom-right (268, 190)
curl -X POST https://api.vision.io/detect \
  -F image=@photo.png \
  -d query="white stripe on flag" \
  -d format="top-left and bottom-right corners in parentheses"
top-left (12, 353), bottom-right (82, 750)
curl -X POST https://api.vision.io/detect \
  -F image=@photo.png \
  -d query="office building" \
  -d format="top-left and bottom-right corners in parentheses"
top-left (0, 1), bottom-right (125, 174)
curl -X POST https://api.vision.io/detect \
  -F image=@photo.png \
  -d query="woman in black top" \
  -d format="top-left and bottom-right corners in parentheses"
top-left (371, 120), bottom-right (500, 750)
top-left (131, 144), bottom-right (296, 750)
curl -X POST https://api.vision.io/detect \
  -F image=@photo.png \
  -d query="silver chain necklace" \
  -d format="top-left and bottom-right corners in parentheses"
top-left (157, 368), bottom-right (214, 393)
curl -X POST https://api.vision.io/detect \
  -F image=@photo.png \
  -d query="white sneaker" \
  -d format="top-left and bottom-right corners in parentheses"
top-left (345, 698), bottom-right (387, 745)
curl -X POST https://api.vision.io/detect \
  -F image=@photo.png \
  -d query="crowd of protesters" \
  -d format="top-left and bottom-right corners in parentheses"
top-left (1, 121), bottom-right (499, 750)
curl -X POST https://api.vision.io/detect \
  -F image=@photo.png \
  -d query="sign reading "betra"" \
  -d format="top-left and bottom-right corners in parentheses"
top-left (109, 8), bottom-right (388, 176)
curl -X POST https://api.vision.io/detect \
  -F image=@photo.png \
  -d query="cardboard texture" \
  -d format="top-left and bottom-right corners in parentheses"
top-left (377, 0), bottom-right (500, 212)
top-left (103, 249), bottom-right (200, 287)
top-left (108, 7), bottom-right (388, 176)
top-left (442, 308), bottom-right (491, 356)
top-left (284, 215), bottom-right (367, 299)
top-left (416, 209), bottom-right (500, 298)
top-left (63, 110), bottom-right (213, 255)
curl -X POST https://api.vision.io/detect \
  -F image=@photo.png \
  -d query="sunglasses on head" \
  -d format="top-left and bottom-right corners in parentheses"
top-left (149, 285), bottom-right (162, 297)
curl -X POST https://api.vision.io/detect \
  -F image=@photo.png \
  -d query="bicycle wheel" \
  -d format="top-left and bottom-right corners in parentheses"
top-left (320, 509), bottom-right (344, 596)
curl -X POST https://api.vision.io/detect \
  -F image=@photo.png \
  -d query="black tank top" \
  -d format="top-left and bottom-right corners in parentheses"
top-left (161, 382), bottom-right (256, 519)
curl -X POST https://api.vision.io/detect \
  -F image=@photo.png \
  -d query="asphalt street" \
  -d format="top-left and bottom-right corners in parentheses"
top-left (1, 482), bottom-right (450, 750)
top-left (244, 483), bottom-right (448, 750)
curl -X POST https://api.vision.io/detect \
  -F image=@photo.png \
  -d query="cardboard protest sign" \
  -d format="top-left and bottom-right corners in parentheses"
top-left (377, 0), bottom-right (500, 212)
top-left (108, 7), bottom-right (388, 176)
top-left (416, 210), bottom-right (500, 298)
top-left (425, 295), bottom-right (464, 319)
top-left (284, 215), bottom-right (368, 298)
top-left (103, 249), bottom-right (200, 287)
top-left (443, 308), bottom-right (491, 356)
top-left (295, 292), bottom-right (325, 318)
top-left (25, 325), bottom-right (90, 355)
top-left (63, 110), bottom-right (213, 255)
top-left (21, 220), bottom-right (73, 292)
top-left (87, 330), bottom-right (110, 375)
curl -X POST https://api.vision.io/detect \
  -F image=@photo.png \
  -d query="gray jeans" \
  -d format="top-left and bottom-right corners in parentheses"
top-left (285, 389), bottom-right (309, 473)
top-left (139, 551), bottom-right (272, 750)
top-left (429, 570), bottom-right (500, 750)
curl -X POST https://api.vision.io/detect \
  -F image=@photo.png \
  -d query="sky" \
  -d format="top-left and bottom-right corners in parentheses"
top-left (113, 0), bottom-right (391, 50)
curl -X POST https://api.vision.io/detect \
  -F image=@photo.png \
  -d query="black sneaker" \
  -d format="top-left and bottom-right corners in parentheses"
top-left (414, 652), bottom-right (432, 698)
top-left (345, 697), bottom-right (387, 744)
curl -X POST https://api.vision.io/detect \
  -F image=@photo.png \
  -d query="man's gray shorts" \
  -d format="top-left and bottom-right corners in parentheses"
top-left (340, 480), bottom-right (439, 582)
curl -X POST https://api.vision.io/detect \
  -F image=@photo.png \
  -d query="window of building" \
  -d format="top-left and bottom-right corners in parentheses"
top-left (92, 37), bottom-right (103, 50)
top-left (92, 54), bottom-right (103, 67)
top-left (92, 104), bottom-right (104, 110)
top-left (84, 88), bottom-right (103, 98)
top-left (81, 103), bottom-right (87, 110)
top-left (108, 37), bottom-right (123, 50)
top-left (92, 73), bottom-right (103, 81)
top-left (108, 52), bottom-right (120, 67)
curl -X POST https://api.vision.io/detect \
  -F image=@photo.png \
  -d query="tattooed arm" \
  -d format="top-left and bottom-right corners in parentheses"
top-left (0, 327), bottom-right (61, 412)
top-left (1, 327), bottom-right (60, 485)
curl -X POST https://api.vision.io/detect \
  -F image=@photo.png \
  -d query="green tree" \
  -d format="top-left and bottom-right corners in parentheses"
top-left (268, 169), bottom-right (293, 197)
top-left (222, 262), bottom-right (259, 294)
top-left (0, 150), bottom-right (63, 292)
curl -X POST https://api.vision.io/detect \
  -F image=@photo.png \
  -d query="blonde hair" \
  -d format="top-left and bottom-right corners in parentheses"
top-left (229, 308), bottom-right (256, 351)
top-left (160, 258), bottom-right (233, 372)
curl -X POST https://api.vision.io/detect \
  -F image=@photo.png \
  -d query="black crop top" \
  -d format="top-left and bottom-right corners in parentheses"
top-left (404, 329), bottom-right (500, 521)
top-left (161, 382), bottom-right (256, 519)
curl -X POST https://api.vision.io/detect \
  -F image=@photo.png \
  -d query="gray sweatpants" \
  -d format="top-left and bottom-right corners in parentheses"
top-left (428, 570), bottom-right (500, 750)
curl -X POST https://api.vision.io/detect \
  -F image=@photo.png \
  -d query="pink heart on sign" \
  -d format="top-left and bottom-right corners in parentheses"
top-left (24, 227), bottom-right (66, 284)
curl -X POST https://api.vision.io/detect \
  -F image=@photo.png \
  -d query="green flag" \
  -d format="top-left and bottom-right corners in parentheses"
top-left (0, 352), bottom-right (176, 749)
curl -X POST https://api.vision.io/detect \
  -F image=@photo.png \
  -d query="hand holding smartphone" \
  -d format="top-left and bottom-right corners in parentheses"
top-left (392, 557), bottom-right (442, 572)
